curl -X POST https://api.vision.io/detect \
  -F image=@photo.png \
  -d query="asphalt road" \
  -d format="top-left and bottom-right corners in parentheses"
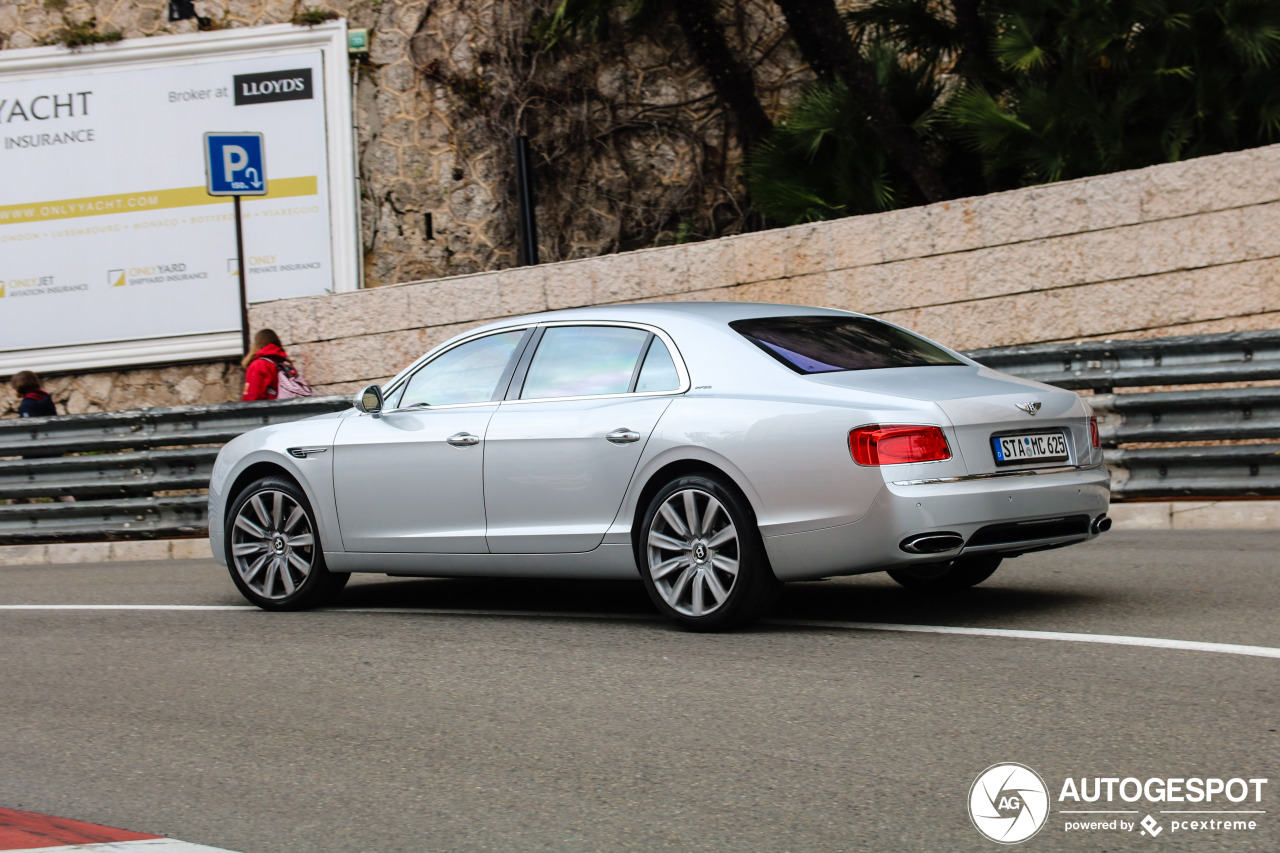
top-left (1, 531), bottom-right (1276, 853)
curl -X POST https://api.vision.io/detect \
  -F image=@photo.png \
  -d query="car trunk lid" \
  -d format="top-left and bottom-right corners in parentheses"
top-left (805, 365), bottom-right (1087, 476)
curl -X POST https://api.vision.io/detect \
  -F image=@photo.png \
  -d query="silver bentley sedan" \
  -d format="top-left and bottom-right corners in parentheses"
top-left (210, 303), bottom-right (1111, 630)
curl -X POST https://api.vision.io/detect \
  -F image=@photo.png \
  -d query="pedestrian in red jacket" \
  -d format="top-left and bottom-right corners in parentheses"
top-left (241, 329), bottom-right (289, 401)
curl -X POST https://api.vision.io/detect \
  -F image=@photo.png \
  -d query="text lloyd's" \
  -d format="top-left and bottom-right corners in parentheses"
top-left (239, 78), bottom-right (307, 98)
top-left (1058, 777), bottom-right (1267, 803)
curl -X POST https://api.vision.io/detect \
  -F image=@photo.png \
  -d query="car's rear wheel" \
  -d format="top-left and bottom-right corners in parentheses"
top-left (887, 554), bottom-right (1002, 591)
top-left (639, 474), bottom-right (779, 631)
top-left (225, 476), bottom-right (348, 610)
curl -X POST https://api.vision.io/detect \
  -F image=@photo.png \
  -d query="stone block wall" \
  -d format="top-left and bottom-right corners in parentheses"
top-left (2, 361), bottom-right (243, 418)
top-left (249, 144), bottom-right (1280, 396)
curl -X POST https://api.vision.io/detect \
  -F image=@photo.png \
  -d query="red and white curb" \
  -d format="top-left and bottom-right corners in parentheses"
top-left (0, 808), bottom-right (238, 853)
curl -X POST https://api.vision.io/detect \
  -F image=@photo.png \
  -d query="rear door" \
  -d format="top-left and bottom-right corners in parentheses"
top-left (483, 324), bottom-right (686, 554)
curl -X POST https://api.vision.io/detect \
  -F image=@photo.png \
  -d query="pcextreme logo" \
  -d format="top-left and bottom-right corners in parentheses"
top-left (969, 763), bottom-right (1269, 844)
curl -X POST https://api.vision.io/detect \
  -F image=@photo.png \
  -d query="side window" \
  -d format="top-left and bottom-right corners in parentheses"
top-left (635, 338), bottom-right (681, 393)
top-left (397, 330), bottom-right (525, 408)
top-left (521, 326), bottom-right (650, 399)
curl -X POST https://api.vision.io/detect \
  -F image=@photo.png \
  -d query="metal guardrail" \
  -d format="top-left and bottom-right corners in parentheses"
top-left (0, 495), bottom-right (209, 545)
top-left (967, 329), bottom-right (1280, 391)
top-left (0, 448), bottom-right (214, 501)
top-left (970, 330), bottom-right (1280, 500)
top-left (1091, 386), bottom-right (1280, 445)
top-left (0, 396), bottom-right (349, 545)
top-left (2, 328), bottom-right (1277, 546)
top-left (0, 395), bottom-right (350, 457)
top-left (1106, 445), bottom-right (1280, 499)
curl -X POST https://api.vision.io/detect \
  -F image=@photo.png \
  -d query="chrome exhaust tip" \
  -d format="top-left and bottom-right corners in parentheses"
top-left (900, 532), bottom-right (965, 555)
top-left (1091, 515), bottom-right (1112, 534)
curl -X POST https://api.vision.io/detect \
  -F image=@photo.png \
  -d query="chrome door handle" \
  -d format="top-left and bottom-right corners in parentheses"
top-left (606, 428), bottom-right (641, 445)
top-left (446, 432), bottom-right (480, 447)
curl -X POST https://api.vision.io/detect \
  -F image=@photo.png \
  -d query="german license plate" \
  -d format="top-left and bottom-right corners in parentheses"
top-left (992, 431), bottom-right (1068, 465)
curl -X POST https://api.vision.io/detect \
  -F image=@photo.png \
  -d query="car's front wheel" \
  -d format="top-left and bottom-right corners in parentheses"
top-left (225, 476), bottom-right (349, 610)
top-left (886, 554), bottom-right (1002, 591)
top-left (638, 474), bottom-right (779, 631)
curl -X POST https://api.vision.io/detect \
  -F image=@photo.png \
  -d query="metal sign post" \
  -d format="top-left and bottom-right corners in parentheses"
top-left (203, 132), bottom-right (268, 356)
top-left (514, 135), bottom-right (539, 267)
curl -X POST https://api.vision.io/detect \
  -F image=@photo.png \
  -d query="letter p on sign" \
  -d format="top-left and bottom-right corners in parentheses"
top-left (222, 145), bottom-right (248, 182)
top-left (203, 132), bottom-right (268, 196)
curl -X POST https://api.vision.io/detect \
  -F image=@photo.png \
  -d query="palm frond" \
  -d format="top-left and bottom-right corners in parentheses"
top-left (945, 87), bottom-right (1031, 154)
top-left (994, 18), bottom-right (1049, 71)
top-left (1220, 0), bottom-right (1280, 69)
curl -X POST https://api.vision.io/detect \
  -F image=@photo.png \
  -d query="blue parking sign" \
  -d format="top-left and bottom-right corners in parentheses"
top-left (204, 132), bottom-right (267, 196)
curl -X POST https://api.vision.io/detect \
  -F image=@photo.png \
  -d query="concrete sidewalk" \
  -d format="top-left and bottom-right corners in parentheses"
top-left (0, 539), bottom-right (212, 566)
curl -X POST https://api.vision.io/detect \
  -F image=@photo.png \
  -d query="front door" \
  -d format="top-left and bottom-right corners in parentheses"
top-left (332, 406), bottom-right (498, 553)
top-left (331, 328), bottom-right (529, 553)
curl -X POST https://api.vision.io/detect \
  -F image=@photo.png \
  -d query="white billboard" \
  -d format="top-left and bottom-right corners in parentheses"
top-left (0, 23), bottom-right (357, 374)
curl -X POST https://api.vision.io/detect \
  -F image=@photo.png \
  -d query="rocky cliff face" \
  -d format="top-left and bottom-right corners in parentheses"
top-left (353, 0), bottom-right (806, 284)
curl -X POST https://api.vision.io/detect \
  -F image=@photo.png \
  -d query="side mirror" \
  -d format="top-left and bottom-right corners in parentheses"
top-left (354, 384), bottom-right (384, 415)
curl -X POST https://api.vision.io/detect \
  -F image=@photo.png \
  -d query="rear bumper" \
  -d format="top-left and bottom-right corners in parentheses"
top-left (763, 464), bottom-right (1111, 581)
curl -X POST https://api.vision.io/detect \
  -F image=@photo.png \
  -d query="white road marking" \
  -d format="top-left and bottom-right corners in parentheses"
top-left (3, 604), bottom-right (1278, 660)
top-left (769, 619), bottom-right (1280, 660)
top-left (0, 604), bottom-right (252, 611)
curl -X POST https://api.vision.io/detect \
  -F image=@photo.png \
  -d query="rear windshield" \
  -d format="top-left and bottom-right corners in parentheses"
top-left (729, 315), bottom-right (964, 374)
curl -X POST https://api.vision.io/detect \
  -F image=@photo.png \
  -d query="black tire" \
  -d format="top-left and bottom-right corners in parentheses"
top-left (886, 554), bottom-right (1002, 592)
top-left (637, 473), bottom-right (780, 631)
top-left (224, 476), bottom-right (349, 610)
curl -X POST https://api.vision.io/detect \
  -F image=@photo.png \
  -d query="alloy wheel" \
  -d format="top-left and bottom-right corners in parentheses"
top-left (229, 489), bottom-right (316, 600)
top-left (646, 488), bottom-right (740, 617)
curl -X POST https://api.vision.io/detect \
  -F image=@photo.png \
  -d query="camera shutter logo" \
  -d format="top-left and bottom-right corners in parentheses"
top-left (969, 763), bottom-right (1050, 844)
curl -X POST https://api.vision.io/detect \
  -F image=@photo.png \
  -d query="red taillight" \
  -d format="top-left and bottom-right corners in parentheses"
top-left (849, 425), bottom-right (951, 466)
top-left (1089, 414), bottom-right (1100, 448)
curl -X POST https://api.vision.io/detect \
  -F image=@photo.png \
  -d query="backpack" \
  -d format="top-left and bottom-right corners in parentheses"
top-left (258, 355), bottom-right (313, 399)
